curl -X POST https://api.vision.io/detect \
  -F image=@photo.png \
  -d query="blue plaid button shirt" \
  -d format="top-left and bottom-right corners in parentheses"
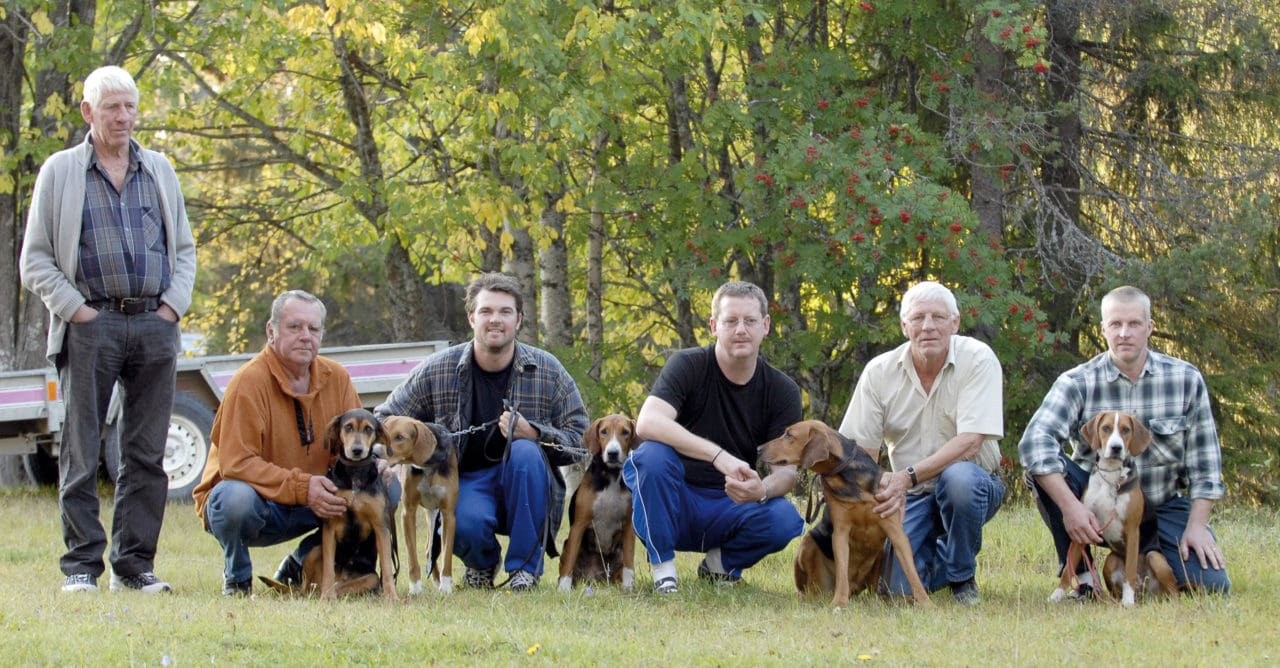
top-left (1018, 349), bottom-right (1224, 507)
top-left (76, 138), bottom-right (169, 300)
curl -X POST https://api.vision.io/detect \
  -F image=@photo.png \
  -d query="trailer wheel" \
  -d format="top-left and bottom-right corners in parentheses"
top-left (23, 448), bottom-right (59, 486)
top-left (101, 420), bottom-right (121, 484)
top-left (0, 456), bottom-right (32, 487)
top-left (165, 392), bottom-right (214, 503)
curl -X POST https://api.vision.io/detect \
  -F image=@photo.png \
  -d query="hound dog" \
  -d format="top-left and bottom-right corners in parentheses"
top-left (379, 415), bottom-right (460, 595)
top-left (1049, 410), bottom-right (1178, 606)
top-left (759, 420), bottom-right (931, 608)
top-left (259, 408), bottom-right (398, 600)
top-left (558, 414), bottom-right (639, 592)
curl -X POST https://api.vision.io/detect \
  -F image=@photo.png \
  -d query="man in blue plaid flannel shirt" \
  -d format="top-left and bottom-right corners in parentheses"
top-left (1018, 286), bottom-right (1230, 598)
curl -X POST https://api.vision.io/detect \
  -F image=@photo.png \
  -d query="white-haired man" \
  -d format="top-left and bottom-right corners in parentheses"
top-left (838, 281), bottom-right (1005, 605)
top-left (21, 65), bottom-right (197, 594)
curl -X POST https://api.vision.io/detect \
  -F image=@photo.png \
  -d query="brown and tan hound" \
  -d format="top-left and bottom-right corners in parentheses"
top-left (1049, 410), bottom-right (1178, 606)
top-left (558, 414), bottom-right (640, 592)
top-left (759, 420), bottom-right (931, 608)
top-left (380, 415), bottom-right (460, 595)
top-left (259, 408), bottom-right (398, 600)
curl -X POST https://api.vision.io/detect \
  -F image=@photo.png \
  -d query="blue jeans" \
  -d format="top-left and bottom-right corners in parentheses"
top-left (57, 310), bottom-right (179, 578)
top-left (204, 477), bottom-right (402, 585)
top-left (1028, 453), bottom-right (1231, 592)
top-left (623, 440), bottom-right (804, 576)
top-left (884, 461), bottom-right (1006, 595)
top-left (454, 439), bottom-right (551, 575)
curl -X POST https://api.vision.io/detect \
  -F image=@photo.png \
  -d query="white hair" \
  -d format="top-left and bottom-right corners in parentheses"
top-left (899, 281), bottom-right (959, 320)
top-left (83, 66), bottom-right (138, 108)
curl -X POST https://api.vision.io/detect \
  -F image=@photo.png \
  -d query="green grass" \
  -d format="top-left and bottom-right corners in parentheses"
top-left (1, 484), bottom-right (1277, 666)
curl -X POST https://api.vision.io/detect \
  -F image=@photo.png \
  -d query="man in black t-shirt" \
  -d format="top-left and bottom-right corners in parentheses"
top-left (622, 281), bottom-right (804, 593)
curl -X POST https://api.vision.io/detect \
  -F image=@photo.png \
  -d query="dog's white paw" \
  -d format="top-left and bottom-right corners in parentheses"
top-left (408, 580), bottom-right (425, 596)
top-left (1048, 588), bottom-right (1067, 603)
top-left (558, 576), bottom-right (573, 593)
top-left (621, 567), bottom-right (635, 592)
top-left (438, 576), bottom-right (453, 594)
top-left (1121, 583), bottom-right (1135, 607)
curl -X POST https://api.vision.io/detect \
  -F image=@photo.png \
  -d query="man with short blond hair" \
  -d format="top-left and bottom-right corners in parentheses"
top-left (1019, 285), bottom-right (1230, 598)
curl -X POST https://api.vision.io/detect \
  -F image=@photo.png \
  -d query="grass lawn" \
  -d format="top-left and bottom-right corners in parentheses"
top-left (1, 484), bottom-right (1276, 667)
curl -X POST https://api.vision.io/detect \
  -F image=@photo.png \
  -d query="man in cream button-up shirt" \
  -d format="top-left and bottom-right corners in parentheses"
top-left (839, 281), bottom-right (1005, 606)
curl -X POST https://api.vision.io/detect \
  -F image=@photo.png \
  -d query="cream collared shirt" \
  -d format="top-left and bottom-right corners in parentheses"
top-left (838, 335), bottom-right (1003, 493)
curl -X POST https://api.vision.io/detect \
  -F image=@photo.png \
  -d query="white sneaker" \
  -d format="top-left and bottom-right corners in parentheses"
top-left (109, 571), bottom-right (172, 594)
top-left (509, 570), bottom-right (539, 592)
top-left (62, 573), bottom-right (98, 593)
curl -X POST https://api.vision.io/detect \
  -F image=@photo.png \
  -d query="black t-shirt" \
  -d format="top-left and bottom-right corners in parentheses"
top-left (461, 358), bottom-right (513, 472)
top-left (648, 344), bottom-right (802, 488)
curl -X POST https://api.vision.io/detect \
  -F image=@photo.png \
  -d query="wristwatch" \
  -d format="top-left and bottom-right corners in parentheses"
top-left (906, 466), bottom-right (918, 486)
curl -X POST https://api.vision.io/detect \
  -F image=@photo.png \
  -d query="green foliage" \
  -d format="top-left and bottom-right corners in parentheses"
top-left (6, 0), bottom-right (1279, 483)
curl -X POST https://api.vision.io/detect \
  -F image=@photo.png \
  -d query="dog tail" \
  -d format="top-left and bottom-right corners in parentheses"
top-left (257, 575), bottom-right (302, 595)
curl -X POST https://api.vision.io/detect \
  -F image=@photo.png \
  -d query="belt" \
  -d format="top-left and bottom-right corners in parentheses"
top-left (86, 296), bottom-right (162, 315)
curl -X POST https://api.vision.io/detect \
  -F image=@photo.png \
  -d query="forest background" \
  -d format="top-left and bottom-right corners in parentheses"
top-left (2, 0), bottom-right (1277, 503)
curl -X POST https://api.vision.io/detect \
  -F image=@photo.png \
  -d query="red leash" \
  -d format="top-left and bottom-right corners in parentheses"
top-left (1066, 511), bottom-right (1119, 604)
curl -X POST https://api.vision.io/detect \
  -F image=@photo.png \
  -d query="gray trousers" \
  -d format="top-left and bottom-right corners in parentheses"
top-left (56, 310), bottom-right (179, 578)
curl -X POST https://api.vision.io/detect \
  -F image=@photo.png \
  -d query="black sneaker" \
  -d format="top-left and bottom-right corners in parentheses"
top-left (464, 565), bottom-right (496, 589)
top-left (222, 579), bottom-right (252, 597)
top-left (950, 578), bottom-right (980, 606)
top-left (109, 571), bottom-right (172, 594)
top-left (697, 558), bottom-right (741, 586)
top-left (62, 573), bottom-right (98, 593)
top-left (274, 554), bottom-right (303, 586)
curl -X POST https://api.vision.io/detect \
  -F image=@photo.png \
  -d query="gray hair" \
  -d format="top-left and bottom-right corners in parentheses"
top-left (711, 281), bottom-right (768, 319)
top-left (1101, 285), bottom-right (1151, 320)
top-left (268, 290), bottom-right (327, 327)
top-left (900, 281), bottom-right (959, 320)
top-left (83, 66), bottom-right (138, 108)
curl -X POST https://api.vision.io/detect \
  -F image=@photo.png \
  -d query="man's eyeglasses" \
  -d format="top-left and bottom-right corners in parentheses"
top-left (717, 317), bottom-right (762, 330)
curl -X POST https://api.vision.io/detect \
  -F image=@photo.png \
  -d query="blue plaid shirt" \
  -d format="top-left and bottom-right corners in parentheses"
top-left (77, 138), bottom-right (169, 300)
top-left (375, 340), bottom-right (588, 468)
top-left (1018, 349), bottom-right (1225, 506)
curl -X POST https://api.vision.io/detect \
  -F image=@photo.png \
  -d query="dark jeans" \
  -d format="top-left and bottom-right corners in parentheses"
top-left (1026, 453), bottom-right (1231, 592)
top-left (57, 310), bottom-right (179, 578)
top-left (205, 477), bottom-right (402, 585)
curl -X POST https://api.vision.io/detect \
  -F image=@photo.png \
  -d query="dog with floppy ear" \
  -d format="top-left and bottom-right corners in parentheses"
top-left (379, 415), bottom-right (460, 595)
top-left (259, 408), bottom-right (398, 600)
top-left (1050, 410), bottom-right (1178, 606)
top-left (759, 420), bottom-right (931, 609)
top-left (558, 414), bottom-right (639, 592)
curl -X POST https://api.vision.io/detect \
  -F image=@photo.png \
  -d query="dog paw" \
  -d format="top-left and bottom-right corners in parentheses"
top-left (1048, 588), bottom-right (1066, 603)
top-left (409, 580), bottom-right (425, 596)
top-left (1122, 584), bottom-right (1135, 607)
top-left (622, 567), bottom-right (635, 592)
top-left (438, 576), bottom-right (452, 594)
top-left (558, 576), bottom-right (573, 593)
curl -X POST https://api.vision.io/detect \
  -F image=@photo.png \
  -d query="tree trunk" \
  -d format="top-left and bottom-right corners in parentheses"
top-left (504, 222), bottom-right (537, 345)
top-left (539, 194), bottom-right (572, 348)
top-left (970, 18), bottom-right (1008, 241)
top-left (1040, 0), bottom-right (1086, 350)
top-left (0, 8), bottom-right (30, 371)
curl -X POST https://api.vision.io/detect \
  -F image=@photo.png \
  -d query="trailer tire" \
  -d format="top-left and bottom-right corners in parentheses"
top-left (101, 420), bottom-right (121, 484)
top-left (0, 455), bottom-right (32, 487)
top-left (165, 392), bottom-right (214, 504)
top-left (24, 448), bottom-right (59, 486)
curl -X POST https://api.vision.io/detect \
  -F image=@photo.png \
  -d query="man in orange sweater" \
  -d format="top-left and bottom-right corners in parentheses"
top-left (193, 290), bottom-right (396, 595)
